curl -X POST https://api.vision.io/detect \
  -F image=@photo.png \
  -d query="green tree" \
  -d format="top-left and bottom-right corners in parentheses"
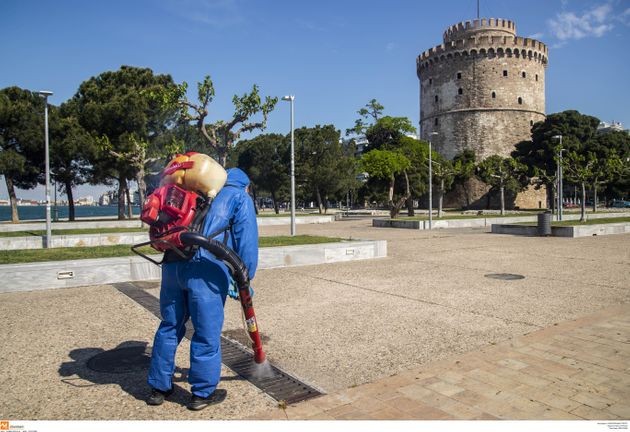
top-left (346, 98), bottom-right (384, 136)
top-left (588, 131), bottom-right (630, 212)
top-left (432, 153), bottom-right (455, 218)
top-left (361, 149), bottom-right (411, 219)
top-left (237, 134), bottom-right (289, 214)
top-left (563, 151), bottom-right (596, 221)
top-left (365, 116), bottom-right (417, 152)
top-left (477, 155), bottom-right (529, 215)
top-left (295, 125), bottom-right (357, 214)
top-left (452, 149), bottom-right (477, 208)
top-left (153, 75), bottom-right (277, 167)
top-left (0, 87), bottom-right (45, 222)
top-left (71, 66), bottom-right (178, 218)
top-left (512, 110), bottom-right (600, 212)
top-left (49, 105), bottom-right (96, 220)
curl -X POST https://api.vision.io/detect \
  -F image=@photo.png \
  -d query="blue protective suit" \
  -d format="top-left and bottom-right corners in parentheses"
top-left (147, 168), bottom-right (259, 397)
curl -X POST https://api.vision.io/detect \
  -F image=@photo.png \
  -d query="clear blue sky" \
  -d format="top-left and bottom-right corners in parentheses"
top-left (2, 0), bottom-right (629, 200)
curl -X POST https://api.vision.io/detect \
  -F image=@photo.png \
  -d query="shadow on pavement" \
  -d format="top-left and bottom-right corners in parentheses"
top-left (58, 340), bottom-right (192, 407)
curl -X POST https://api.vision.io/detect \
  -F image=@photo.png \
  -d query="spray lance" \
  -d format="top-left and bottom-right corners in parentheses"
top-left (132, 152), bottom-right (266, 364)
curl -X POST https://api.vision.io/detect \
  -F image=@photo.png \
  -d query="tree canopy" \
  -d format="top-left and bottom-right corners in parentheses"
top-left (0, 87), bottom-right (45, 222)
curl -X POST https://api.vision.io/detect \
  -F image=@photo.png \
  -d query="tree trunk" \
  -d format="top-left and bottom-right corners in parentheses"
top-left (500, 184), bottom-right (505, 216)
top-left (316, 189), bottom-right (324, 214)
top-left (126, 187), bottom-right (133, 219)
top-left (5, 176), bottom-right (19, 223)
top-left (438, 179), bottom-right (444, 218)
top-left (251, 184), bottom-right (259, 215)
top-left (117, 176), bottom-right (126, 219)
top-left (549, 182), bottom-right (555, 214)
top-left (389, 172), bottom-right (411, 219)
top-left (65, 180), bottom-right (76, 221)
top-left (271, 190), bottom-right (279, 214)
top-left (323, 195), bottom-right (329, 214)
top-left (406, 197), bottom-right (415, 217)
top-left (580, 182), bottom-right (586, 222)
top-left (136, 168), bottom-right (146, 208)
top-left (592, 182), bottom-right (597, 213)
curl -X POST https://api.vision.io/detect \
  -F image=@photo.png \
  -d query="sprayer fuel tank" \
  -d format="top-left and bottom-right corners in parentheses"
top-left (161, 152), bottom-right (227, 198)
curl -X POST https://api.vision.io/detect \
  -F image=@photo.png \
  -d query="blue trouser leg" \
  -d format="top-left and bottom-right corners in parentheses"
top-left (147, 263), bottom-right (189, 392)
top-left (184, 260), bottom-right (228, 398)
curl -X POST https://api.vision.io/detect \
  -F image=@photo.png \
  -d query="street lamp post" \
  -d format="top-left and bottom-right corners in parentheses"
top-left (553, 135), bottom-right (564, 221)
top-left (428, 132), bottom-right (438, 229)
top-left (282, 95), bottom-right (296, 236)
top-left (37, 90), bottom-right (53, 248)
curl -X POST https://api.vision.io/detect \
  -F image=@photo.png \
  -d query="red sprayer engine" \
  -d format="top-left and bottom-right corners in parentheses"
top-left (140, 183), bottom-right (202, 251)
top-left (132, 152), bottom-right (267, 364)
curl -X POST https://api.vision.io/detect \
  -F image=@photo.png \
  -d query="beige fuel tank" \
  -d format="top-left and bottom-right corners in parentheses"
top-left (161, 152), bottom-right (227, 198)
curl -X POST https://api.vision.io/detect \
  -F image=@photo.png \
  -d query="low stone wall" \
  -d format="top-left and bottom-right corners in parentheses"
top-left (0, 215), bottom-right (334, 235)
top-left (374, 212), bottom-right (630, 230)
top-left (0, 219), bottom-right (143, 233)
top-left (0, 240), bottom-right (387, 293)
top-left (0, 232), bottom-right (150, 250)
top-left (491, 222), bottom-right (630, 238)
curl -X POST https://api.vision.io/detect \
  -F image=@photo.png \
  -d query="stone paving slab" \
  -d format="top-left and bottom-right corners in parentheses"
top-left (252, 304), bottom-right (630, 420)
top-left (0, 285), bottom-right (275, 420)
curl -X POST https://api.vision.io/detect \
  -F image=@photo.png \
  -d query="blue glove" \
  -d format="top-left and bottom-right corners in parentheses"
top-left (227, 276), bottom-right (254, 300)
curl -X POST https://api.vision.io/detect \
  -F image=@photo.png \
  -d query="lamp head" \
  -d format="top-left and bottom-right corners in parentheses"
top-left (552, 135), bottom-right (562, 140)
top-left (281, 95), bottom-right (294, 101)
top-left (430, 132), bottom-right (439, 137)
top-left (37, 90), bottom-right (53, 97)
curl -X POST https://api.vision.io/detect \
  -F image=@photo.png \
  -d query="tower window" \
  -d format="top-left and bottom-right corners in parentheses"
top-left (458, 88), bottom-right (463, 95)
top-left (518, 97), bottom-right (523, 105)
top-left (503, 70), bottom-right (508, 77)
top-left (522, 71), bottom-right (526, 78)
top-left (457, 72), bottom-right (462, 79)
top-left (535, 74), bottom-right (538, 81)
top-left (530, 120), bottom-right (534, 126)
top-left (434, 95), bottom-right (439, 102)
top-left (429, 78), bottom-right (433, 85)
top-left (491, 91), bottom-right (496, 98)
top-left (434, 118), bottom-right (439, 126)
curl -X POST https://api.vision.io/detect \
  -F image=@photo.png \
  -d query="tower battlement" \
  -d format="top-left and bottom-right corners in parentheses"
top-left (418, 35), bottom-right (548, 72)
top-left (443, 18), bottom-right (516, 43)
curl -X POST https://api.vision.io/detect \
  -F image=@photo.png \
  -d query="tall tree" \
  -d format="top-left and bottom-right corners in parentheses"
top-left (452, 149), bottom-right (477, 208)
top-left (346, 98), bottom-right (384, 136)
top-left (588, 131), bottom-right (630, 212)
top-left (295, 125), bottom-right (357, 214)
top-left (49, 104), bottom-right (96, 220)
top-left (432, 153), bottom-right (455, 218)
top-left (512, 110), bottom-right (600, 211)
top-left (0, 87), bottom-right (45, 222)
top-left (563, 150), bottom-right (596, 221)
top-left (71, 66), bottom-right (177, 218)
top-left (153, 75), bottom-right (277, 167)
top-left (237, 134), bottom-right (290, 214)
top-left (477, 155), bottom-right (529, 215)
top-left (361, 149), bottom-right (411, 219)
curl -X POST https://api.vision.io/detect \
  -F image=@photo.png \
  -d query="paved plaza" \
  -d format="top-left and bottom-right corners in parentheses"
top-left (1, 218), bottom-right (628, 420)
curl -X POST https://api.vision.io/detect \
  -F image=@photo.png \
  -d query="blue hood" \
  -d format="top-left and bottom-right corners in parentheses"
top-left (225, 168), bottom-right (250, 189)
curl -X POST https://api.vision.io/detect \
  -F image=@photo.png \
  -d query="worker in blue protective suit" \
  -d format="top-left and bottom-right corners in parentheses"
top-left (146, 168), bottom-right (259, 411)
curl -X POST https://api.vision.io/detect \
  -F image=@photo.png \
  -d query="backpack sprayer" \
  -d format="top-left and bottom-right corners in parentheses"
top-left (132, 152), bottom-right (266, 364)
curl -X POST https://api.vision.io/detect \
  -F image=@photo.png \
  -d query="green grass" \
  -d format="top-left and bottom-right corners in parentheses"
top-left (259, 235), bottom-right (342, 247)
top-left (0, 235), bottom-right (343, 265)
top-left (256, 212), bottom-right (325, 217)
top-left (0, 227), bottom-right (148, 238)
top-left (393, 212), bottom-right (538, 221)
top-left (552, 217), bottom-right (630, 226)
top-left (517, 216), bottom-right (630, 227)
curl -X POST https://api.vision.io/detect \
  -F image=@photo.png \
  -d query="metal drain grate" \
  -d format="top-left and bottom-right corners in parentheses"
top-left (114, 282), bottom-right (323, 404)
top-left (484, 273), bottom-right (525, 280)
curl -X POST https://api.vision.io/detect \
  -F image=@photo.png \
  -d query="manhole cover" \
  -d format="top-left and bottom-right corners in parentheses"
top-left (484, 273), bottom-right (525, 280)
top-left (87, 345), bottom-right (151, 374)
